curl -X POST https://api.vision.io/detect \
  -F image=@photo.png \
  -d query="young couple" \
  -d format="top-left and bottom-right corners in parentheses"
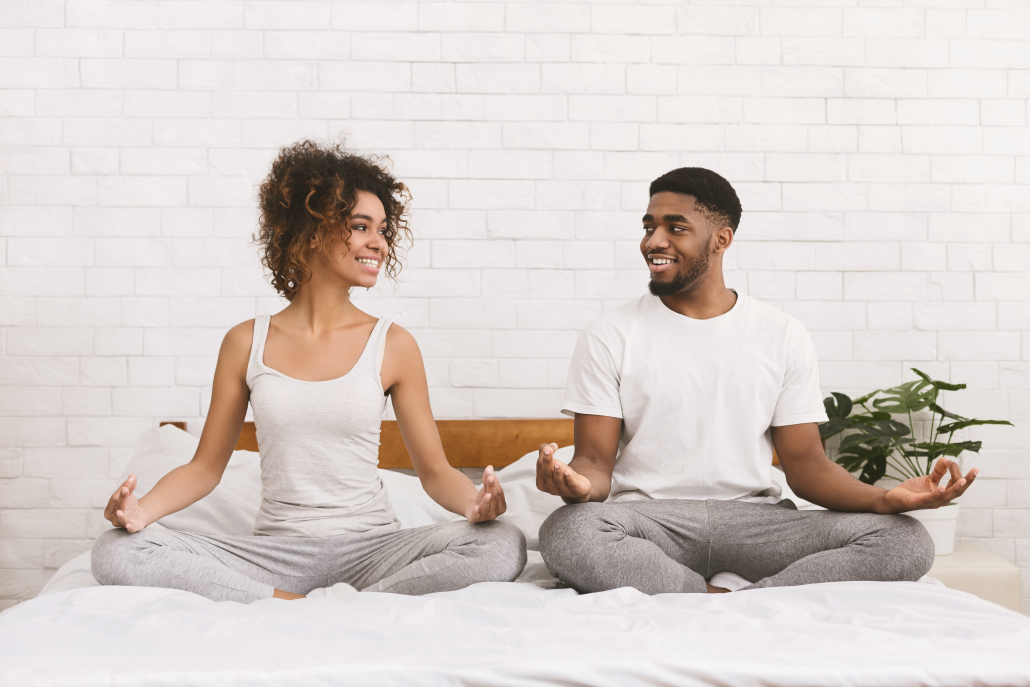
top-left (93, 141), bottom-right (977, 603)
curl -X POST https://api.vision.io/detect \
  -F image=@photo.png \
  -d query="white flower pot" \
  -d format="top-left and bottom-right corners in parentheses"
top-left (906, 503), bottom-right (959, 556)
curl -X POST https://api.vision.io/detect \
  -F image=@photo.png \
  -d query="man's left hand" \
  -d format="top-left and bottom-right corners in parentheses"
top-left (881, 458), bottom-right (978, 514)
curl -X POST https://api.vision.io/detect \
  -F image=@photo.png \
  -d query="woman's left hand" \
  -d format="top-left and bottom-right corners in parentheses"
top-left (466, 466), bottom-right (507, 523)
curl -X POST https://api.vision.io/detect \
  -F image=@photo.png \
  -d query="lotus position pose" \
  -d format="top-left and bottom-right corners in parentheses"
top-left (92, 141), bottom-right (526, 603)
top-left (535, 167), bottom-right (976, 595)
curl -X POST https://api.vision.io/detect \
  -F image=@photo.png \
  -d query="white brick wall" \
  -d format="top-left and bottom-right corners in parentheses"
top-left (1, 0), bottom-right (1028, 613)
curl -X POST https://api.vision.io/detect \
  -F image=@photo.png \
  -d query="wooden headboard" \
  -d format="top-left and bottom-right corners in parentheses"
top-left (161, 419), bottom-right (575, 470)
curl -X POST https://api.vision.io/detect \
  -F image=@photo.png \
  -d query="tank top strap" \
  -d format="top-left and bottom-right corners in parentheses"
top-left (366, 317), bottom-right (393, 383)
top-left (246, 315), bottom-right (271, 387)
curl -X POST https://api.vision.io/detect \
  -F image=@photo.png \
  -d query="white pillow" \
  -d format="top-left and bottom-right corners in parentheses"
top-left (119, 425), bottom-right (263, 537)
top-left (378, 469), bottom-right (461, 529)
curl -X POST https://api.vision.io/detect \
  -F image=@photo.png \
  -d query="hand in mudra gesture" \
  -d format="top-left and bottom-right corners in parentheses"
top-left (882, 458), bottom-right (978, 514)
top-left (104, 474), bottom-right (150, 533)
top-left (466, 466), bottom-right (507, 523)
top-left (535, 443), bottom-right (592, 503)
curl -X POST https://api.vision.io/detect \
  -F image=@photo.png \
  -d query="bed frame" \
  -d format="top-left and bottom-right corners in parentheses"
top-left (161, 419), bottom-right (785, 468)
top-left (161, 419), bottom-right (575, 470)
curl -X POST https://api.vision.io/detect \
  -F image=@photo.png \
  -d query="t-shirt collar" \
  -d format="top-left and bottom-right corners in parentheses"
top-left (648, 289), bottom-right (745, 327)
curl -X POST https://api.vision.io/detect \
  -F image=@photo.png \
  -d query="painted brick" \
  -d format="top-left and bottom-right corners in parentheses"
top-left (450, 359), bottom-right (497, 388)
top-left (441, 33), bottom-right (524, 63)
top-left (676, 6), bottom-right (759, 36)
top-left (650, 36), bottom-right (734, 66)
top-left (506, 4), bottom-right (588, 33)
top-left (36, 29), bottom-right (124, 58)
top-left (570, 35), bottom-right (649, 64)
top-left (122, 90), bottom-right (209, 117)
top-left (929, 69), bottom-right (1008, 99)
top-left (592, 5), bottom-right (675, 35)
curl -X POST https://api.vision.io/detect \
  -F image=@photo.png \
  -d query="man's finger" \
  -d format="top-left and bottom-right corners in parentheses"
top-left (928, 460), bottom-right (944, 487)
top-left (943, 460), bottom-right (962, 488)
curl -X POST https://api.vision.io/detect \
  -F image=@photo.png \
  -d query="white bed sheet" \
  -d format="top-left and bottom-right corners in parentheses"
top-left (3, 549), bottom-right (1030, 687)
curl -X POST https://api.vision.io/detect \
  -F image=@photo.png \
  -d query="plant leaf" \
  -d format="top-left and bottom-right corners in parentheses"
top-left (912, 440), bottom-right (984, 457)
top-left (872, 379), bottom-right (937, 414)
top-left (936, 418), bottom-right (1014, 434)
top-left (819, 417), bottom-right (853, 440)
top-left (853, 390), bottom-right (879, 405)
top-left (911, 368), bottom-right (966, 392)
top-left (859, 457), bottom-right (888, 485)
top-left (928, 402), bottom-right (965, 421)
top-left (823, 392), bottom-right (853, 419)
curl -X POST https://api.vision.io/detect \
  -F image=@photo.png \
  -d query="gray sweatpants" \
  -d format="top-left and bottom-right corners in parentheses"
top-left (91, 519), bottom-right (527, 604)
top-left (539, 499), bottom-right (934, 594)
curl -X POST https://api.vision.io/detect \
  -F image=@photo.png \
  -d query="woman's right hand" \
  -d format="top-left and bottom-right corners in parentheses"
top-left (104, 474), bottom-right (150, 533)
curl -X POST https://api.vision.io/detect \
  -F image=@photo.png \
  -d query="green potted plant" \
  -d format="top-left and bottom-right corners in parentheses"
top-left (819, 368), bottom-right (1012, 555)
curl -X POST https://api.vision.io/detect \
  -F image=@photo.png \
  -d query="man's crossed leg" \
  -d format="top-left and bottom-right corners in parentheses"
top-left (539, 498), bottom-right (935, 595)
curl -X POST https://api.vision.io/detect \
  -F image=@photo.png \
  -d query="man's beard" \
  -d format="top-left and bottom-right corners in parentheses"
top-left (648, 248), bottom-right (710, 297)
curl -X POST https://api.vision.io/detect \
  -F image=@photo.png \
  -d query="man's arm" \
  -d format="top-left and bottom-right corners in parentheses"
top-left (536, 413), bottom-right (620, 504)
top-left (772, 423), bottom-right (978, 514)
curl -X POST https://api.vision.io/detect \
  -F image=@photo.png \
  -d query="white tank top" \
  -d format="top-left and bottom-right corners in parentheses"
top-left (246, 315), bottom-right (401, 537)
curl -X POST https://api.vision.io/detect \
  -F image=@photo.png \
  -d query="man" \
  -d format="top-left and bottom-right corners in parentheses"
top-left (535, 167), bottom-right (976, 595)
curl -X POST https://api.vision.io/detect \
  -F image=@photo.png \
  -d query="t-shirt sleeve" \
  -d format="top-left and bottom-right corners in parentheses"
top-left (561, 330), bottom-right (623, 419)
top-left (771, 323), bottom-right (829, 427)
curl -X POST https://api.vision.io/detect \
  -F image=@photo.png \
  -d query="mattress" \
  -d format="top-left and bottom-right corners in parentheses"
top-left (2, 549), bottom-right (1029, 687)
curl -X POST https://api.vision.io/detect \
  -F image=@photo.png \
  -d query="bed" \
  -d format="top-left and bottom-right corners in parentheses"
top-left (2, 424), bottom-right (1029, 687)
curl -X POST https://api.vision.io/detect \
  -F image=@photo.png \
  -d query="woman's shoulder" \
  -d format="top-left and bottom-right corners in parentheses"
top-left (383, 321), bottom-right (417, 352)
top-left (221, 318), bottom-right (258, 357)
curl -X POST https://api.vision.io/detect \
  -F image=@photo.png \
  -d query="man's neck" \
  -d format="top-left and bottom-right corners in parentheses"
top-left (658, 276), bottom-right (738, 321)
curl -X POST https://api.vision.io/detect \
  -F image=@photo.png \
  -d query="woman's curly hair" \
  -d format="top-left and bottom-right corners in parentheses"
top-left (256, 140), bottom-right (412, 301)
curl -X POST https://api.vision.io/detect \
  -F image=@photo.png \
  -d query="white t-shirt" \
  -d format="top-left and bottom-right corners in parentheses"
top-left (561, 292), bottom-right (828, 504)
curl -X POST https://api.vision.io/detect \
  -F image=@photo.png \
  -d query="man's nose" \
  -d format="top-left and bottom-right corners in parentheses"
top-left (646, 227), bottom-right (670, 249)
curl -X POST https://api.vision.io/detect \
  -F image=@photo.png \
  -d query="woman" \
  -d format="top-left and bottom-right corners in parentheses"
top-left (91, 140), bottom-right (527, 602)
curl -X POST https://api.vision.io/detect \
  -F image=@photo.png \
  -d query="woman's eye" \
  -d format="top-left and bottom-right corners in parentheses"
top-left (354, 224), bottom-right (366, 232)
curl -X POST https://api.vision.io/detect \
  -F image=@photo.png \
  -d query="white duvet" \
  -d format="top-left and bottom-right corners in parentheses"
top-left (2, 427), bottom-right (1029, 687)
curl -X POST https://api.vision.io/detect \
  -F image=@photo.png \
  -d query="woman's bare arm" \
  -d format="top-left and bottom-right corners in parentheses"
top-left (104, 321), bottom-right (253, 531)
top-left (381, 325), bottom-right (505, 522)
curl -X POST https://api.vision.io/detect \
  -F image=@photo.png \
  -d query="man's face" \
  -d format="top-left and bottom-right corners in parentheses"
top-left (640, 191), bottom-right (715, 297)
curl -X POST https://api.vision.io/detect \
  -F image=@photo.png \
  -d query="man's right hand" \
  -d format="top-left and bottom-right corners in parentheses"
top-left (535, 443), bottom-right (592, 503)
top-left (104, 474), bottom-right (150, 533)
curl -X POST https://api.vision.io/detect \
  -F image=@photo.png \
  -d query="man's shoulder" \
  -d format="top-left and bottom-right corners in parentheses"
top-left (741, 295), bottom-right (809, 337)
top-left (582, 294), bottom-right (652, 339)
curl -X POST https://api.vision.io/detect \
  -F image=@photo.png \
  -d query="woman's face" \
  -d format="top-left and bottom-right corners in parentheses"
top-left (311, 189), bottom-right (389, 290)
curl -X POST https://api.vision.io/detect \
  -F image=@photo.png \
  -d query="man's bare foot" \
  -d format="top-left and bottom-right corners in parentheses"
top-left (273, 589), bottom-right (305, 600)
top-left (706, 583), bottom-right (730, 594)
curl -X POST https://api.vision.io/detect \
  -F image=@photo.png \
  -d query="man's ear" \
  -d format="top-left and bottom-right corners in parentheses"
top-left (713, 226), bottom-right (734, 253)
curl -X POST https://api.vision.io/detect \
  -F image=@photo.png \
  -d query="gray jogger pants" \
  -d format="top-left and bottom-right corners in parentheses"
top-left (91, 519), bottom-right (527, 603)
top-left (538, 499), bottom-right (934, 595)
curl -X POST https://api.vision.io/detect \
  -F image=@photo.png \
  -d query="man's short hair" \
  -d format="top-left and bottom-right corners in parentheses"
top-left (649, 168), bottom-right (742, 233)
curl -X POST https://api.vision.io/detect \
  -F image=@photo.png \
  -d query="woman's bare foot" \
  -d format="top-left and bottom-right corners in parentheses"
top-left (706, 583), bottom-right (730, 594)
top-left (273, 589), bottom-right (305, 600)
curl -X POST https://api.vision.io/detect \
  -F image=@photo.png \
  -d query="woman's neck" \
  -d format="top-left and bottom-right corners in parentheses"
top-left (280, 274), bottom-right (363, 334)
